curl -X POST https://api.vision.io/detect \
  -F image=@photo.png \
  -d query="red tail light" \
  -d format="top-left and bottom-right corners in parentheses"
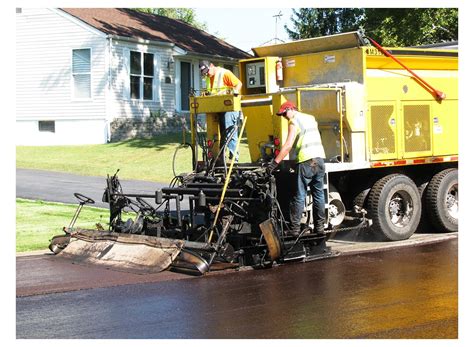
top-left (207, 139), bottom-right (213, 148)
top-left (207, 151), bottom-right (214, 159)
top-left (274, 149), bottom-right (280, 157)
top-left (274, 138), bottom-right (280, 146)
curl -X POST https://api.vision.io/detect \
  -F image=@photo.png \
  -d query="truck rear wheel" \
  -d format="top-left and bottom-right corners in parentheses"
top-left (425, 168), bottom-right (458, 232)
top-left (367, 174), bottom-right (421, 241)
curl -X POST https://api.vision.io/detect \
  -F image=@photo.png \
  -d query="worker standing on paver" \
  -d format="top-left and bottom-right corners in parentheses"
top-left (267, 101), bottom-right (326, 237)
top-left (199, 60), bottom-right (242, 162)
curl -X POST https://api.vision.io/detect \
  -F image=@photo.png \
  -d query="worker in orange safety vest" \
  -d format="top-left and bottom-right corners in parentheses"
top-left (199, 60), bottom-right (242, 162)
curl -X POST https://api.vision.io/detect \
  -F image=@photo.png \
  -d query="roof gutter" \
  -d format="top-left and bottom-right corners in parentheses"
top-left (107, 35), bottom-right (244, 62)
top-left (182, 52), bottom-right (241, 62)
top-left (107, 34), bottom-right (175, 48)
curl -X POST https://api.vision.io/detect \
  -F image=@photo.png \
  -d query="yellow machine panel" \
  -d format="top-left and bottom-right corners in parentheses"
top-left (190, 32), bottom-right (457, 167)
top-left (190, 95), bottom-right (241, 114)
top-left (241, 95), bottom-right (275, 161)
top-left (402, 102), bottom-right (432, 158)
top-left (368, 102), bottom-right (398, 161)
top-left (239, 57), bottom-right (280, 95)
top-left (431, 99), bottom-right (458, 156)
top-left (282, 48), bottom-right (364, 87)
top-left (365, 53), bottom-right (458, 162)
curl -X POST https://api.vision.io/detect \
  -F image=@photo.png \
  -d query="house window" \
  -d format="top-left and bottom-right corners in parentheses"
top-left (72, 49), bottom-right (91, 99)
top-left (130, 51), bottom-right (154, 100)
top-left (38, 121), bottom-right (55, 133)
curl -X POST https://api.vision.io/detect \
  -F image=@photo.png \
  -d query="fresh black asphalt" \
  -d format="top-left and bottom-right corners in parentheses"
top-left (16, 168), bottom-right (167, 208)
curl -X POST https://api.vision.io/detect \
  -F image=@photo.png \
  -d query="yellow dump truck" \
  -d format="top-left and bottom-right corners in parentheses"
top-left (190, 31), bottom-right (458, 242)
top-left (50, 31), bottom-right (458, 275)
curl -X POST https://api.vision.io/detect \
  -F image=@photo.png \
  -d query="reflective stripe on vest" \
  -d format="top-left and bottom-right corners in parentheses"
top-left (291, 113), bottom-right (326, 163)
top-left (206, 67), bottom-right (226, 95)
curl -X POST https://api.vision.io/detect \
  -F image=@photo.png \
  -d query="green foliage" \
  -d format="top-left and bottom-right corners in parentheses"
top-left (285, 8), bottom-right (364, 40)
top-left (149, 108), bottom-right (168, 122)
top-left (134, 8), bottom-right (207, 30)
top-left (285, 8), bottom-right (458, 46)
top-left (364, 8), bottom-right (458, 46)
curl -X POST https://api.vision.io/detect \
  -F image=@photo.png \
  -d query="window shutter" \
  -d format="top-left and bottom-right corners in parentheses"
top-left (153, 53), bottom-right (160, 103)
top-left (122, 48), bottom-right (130, 100)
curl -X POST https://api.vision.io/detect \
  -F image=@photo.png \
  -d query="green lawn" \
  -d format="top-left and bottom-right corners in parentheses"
top-left (16, 198), bottom-right (115, 252)
top-left (16, 133), bottom-right (251, 183)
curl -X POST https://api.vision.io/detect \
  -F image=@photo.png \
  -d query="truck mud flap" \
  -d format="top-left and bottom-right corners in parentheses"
top-left (57, 229), bottom-right (184, 274)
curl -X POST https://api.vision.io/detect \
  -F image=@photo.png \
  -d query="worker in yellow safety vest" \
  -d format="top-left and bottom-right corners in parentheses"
top-left (199, 60), bottom-right (242, 161)
top-left (266, 100), bottom-right (327, 237)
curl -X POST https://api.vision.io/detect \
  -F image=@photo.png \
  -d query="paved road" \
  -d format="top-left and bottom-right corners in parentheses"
top-left (16, 168), bottom-right (167, 208)
top-left (16, 169), bottom-right (459, 339)
top-left (16, 239), bottom-right (458, 339)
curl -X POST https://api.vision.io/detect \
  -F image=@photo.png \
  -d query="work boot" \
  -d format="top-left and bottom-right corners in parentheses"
top-left (315, 220), bottom-right (325, 237)
top-left (285, 229), bottom-right (301, 238)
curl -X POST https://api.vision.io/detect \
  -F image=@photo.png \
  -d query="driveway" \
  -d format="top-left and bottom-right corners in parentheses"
top-left (16, 168), bottom-right (167, 208)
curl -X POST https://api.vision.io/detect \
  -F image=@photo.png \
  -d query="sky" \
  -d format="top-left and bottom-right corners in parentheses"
top-left (194, 8), bottom-right (294, 54)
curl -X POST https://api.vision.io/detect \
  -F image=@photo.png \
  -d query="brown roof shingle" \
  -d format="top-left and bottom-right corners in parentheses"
top-left (61, 8), bottom-right (250, 59)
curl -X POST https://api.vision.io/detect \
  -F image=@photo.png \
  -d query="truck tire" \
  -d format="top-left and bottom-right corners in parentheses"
top-left (353, 187), bottom-right (370, 210)
top-left (425, 168), bottom-right (458, 232)
top-left (416, 181), bottom-right (430, 233)
top-left (367, 174), bottom-right (421, 241)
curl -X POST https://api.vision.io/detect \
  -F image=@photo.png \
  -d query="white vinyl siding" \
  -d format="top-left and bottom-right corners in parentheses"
top-left (111, 40), bottom-right (173, 119)
top-left (72, 48), bottom-right (91, 99)
top-left (16, 8), bottom-right (106, 120)
top-left (16, 8), bottom-right (108, 144)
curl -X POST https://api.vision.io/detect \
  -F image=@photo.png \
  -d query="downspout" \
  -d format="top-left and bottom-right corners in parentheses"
top-left (106, 35), bottom-right (112, 142)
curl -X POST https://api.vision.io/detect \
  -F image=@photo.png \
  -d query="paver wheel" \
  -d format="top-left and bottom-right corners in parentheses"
top-left (367, 174), bottom-right (421, 241)
top-left (425, 168), bottom-right (458, 233)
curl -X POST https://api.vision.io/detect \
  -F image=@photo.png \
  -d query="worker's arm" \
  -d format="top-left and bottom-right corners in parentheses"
top-left (234, 80), bottom-right (242, 94)
top-left (274, 123), bottom-right (297, 164)
top-left (224, 71), bottom-right (242, 94)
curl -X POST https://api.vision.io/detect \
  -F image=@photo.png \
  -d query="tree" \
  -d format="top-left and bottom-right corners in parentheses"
top-left (364, 8), bottom-right (458, 46)
top-left (285, 8), bottom-right (458, 46)
top-left (285, 8), bottom-right (364, 40)
top-left (134, 8), bottom-right (207, 31)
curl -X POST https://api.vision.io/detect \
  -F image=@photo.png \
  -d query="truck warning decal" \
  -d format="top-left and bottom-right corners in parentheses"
top-left (324, 55), bottom-right (336, 63)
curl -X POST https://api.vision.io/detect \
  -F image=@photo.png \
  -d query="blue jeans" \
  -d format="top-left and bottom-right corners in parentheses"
top-left (219, 111), bottom-right (240, 161)
top-left (289, 158), bottom-right (326, 233)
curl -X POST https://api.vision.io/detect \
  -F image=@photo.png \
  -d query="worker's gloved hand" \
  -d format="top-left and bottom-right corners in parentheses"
top-left (266, 159), bottom-right (279, 175)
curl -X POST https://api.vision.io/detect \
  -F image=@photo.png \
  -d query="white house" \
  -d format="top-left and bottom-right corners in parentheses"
top-left (15, 8), bottom-right (250, 145)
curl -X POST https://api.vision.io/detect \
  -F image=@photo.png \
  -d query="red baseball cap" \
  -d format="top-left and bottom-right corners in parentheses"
top-left (276, 100), bottom-right (297, 115)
